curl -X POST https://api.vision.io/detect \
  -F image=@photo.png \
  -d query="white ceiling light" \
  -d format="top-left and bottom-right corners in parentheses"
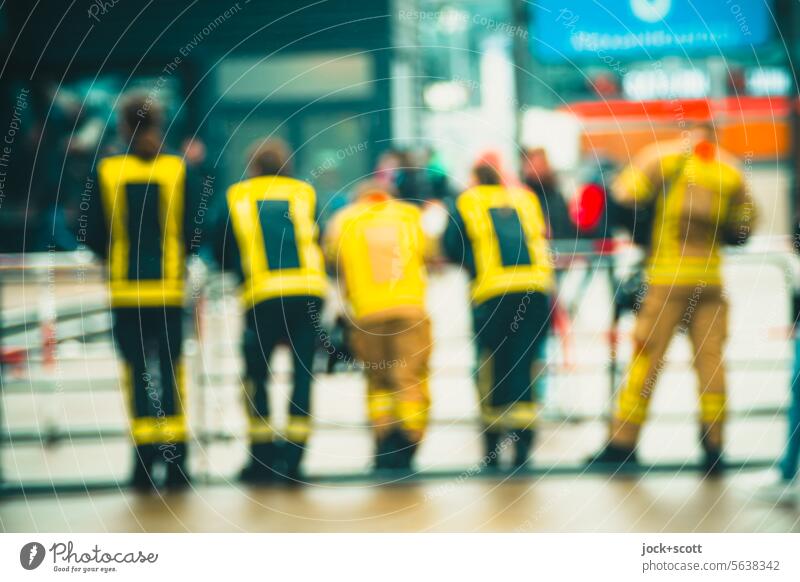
top-left (424, 81), bottom-right (470, 111)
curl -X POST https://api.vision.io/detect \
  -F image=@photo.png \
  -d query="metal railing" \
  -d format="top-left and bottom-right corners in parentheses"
top-left (0, 241), bottom-right (795, 494)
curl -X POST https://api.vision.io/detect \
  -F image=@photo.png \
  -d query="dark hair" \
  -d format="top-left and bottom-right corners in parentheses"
top-left (522, 146), bottom-right (548, 163)
top-left (394, 149), bottom-right (414, 169)
top-left (473, 163), bottom-right (502, 186)
top-left (119, 94), bottom-right (163, 159)
top-left (247, 138), bottom-right (292, 177)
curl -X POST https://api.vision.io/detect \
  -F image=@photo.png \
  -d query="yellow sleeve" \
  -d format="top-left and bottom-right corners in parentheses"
top-left (726, 173), bottom-right (757, 242)
top-left (611, 144), bottom-right (677, 206)
top-left (612, 165), bottom-right (656, 206)
top-left (413, 207), bottom-right (438, 261)
top-left (322, 209), bottom-right (346, 266)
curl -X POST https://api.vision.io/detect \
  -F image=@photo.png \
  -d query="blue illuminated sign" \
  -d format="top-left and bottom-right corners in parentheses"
top-left (531, 0), bottom-right (774, 63)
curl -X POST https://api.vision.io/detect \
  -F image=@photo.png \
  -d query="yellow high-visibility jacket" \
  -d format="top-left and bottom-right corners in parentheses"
top-left (324, 194), bottom-right (429, 322)
top-left (443, 185), bottom-right (554, 305)
top-left (221, 175), bottom-right (327, 308)
top-left (89, 153), bottom-right (189, 307)
top-left (613, 140), bottom-right (755, 287)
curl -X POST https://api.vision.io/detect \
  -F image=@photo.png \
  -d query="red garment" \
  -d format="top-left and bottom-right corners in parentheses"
top-left (570, 183), bottom-right (606, 232)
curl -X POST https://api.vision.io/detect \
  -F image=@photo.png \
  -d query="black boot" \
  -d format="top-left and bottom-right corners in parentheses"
top-left (511, 429), bottom-right (535, 469)
top-left (391, 431), bottom-right (418, 473)
top-left (164, 443), bottom-right (191, 490)
top-left (483, 431), bottom-right (504, 471)
top-left (240, 442), bottom-right (280, 485)
top-left (375, 428), bottom-right (413, 471)
top-left (283, 441), bottom-right (307, 484)
top-left (701, 435), bottom-right (725, 477)
top-left (131, 445), bottom-right (158, 492)
top-left (586, 443), bottom-right (639, 471)
top-left (374, 434), bottom-right (394, 471)
top-left (702, 449), bottom-right (725, 477)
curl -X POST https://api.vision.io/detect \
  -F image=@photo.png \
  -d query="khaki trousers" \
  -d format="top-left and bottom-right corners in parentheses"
top-left (349, 314), bottom-right (432, 442)
top-left (612, 284), bottom-right (728, 449)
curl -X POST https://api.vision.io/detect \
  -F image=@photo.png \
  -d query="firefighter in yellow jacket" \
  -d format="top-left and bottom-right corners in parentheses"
top-left (443, 159), bottom-right (554, 469)
top-left (590, 122), bottom-right (756, 474)
top-left (213, 139), bottom-right (327, 484)
top-left (324, 180), bottom-right (433, 471)
top-left (83, 95), bottom-right (197, 491)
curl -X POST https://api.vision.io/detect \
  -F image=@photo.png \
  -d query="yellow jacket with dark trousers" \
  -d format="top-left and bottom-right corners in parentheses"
top-left (442, 185), bottom-right (554, 304)
top-left (324, 193), bottom-right (429, 322)
top-left (613, 139), bottom-right (755, 287)
top-left (218, 175), bottom-right (327, 308)
top-left (86, 153), bottom-right (191, 307)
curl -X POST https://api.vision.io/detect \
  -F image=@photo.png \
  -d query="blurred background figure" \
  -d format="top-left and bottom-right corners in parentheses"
top-left (520, 146), bottom-right (576, 398)
top-left (324, 180), bottom-right (433, 473)
top-left (212, 138), bottom-right (327, 484)
top-left (443, 155), bottom-right (554, 469)
top-left (568, 152), bottom-right (620, 246)
top-left (757, 219), bottom-right (800, 503)
top-left (181, 137), bottom-right (207, 169)
top-left (424, 147), bottom-right (456, 201)
top-left (393, 149), bottom-right (433, 204)
top-left (31, 86), bottom-right (81, 252)
top-left (779, 219), bottom-right (800, 492)
top-left (373, 149), bottom-right (400, 189)
top-left (82, 95), bottom-right (195, 491)
top-left (521, 147), bottom-right (573, 241)
top-left (589, 121), bottom-right (756, 475)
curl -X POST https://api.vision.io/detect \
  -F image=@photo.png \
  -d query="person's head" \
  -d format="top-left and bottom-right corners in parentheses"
top-left (394, 149), bottom-right (417, 172)
top-left (355, 179), bottom-right (397, 201)
top-left (472, 151), bottom-right (505, 186)
top-left (472, 163), bottom-right (502, 186)
top-left (687, 120), bottom-right (717, 160)
top-left (118, 93), bottom-right (163, 159)
top-left (181, 137), bottom-right (206, 166)
top-left (247, 138), bottom-right (292, 177)
top-left (688, 120), bottom-right (716, 145)
top-left (521, 147), bottom-right (552, 181)
top-left (375, 150), bottom-right (400, 186)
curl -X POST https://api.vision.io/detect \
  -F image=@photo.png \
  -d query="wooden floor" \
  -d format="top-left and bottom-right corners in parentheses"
top-left (2, 471), bottom-right (799, 532)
